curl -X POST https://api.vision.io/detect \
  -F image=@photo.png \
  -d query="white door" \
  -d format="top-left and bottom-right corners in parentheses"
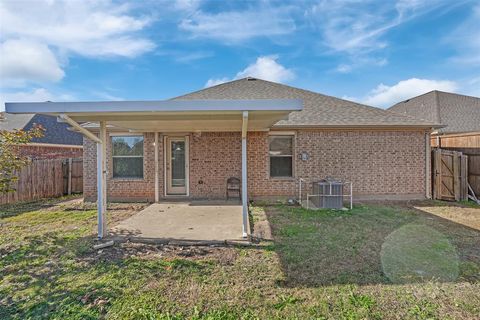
top-left (166, 137), bottom-right (188, 195)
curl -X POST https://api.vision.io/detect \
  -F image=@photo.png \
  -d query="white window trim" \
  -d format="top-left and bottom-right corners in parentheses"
top-left (111, 135), bottom-right (145, 179)
top-left (268, 133), bottom-right (296, 179)
top-left (163, 135), bottom-right (190, 197)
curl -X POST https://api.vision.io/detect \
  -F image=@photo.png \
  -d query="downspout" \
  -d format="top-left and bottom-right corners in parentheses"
top-left (425, 130), bottom-right (432, 199)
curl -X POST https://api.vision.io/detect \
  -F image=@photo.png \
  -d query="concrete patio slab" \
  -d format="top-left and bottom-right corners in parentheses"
top-left (110, 201), bottom-right (245, 243)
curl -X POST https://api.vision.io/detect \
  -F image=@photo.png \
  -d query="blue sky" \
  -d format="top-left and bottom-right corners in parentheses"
top-left (1, 0), bottom-right (479, 110)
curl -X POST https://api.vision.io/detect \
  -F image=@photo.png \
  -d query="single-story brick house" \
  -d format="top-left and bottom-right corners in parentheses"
top-left (6, 77), bottom-right (438, 238)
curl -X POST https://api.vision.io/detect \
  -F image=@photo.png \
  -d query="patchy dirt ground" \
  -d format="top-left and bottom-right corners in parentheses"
top-left (414, 204), bottom-right (480, 230)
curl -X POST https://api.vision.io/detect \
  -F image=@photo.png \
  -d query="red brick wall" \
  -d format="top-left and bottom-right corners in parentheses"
top-left (83, 134), bottom-right (157, 202)
top-left (84, 129), bottom-right (427, 202)
top-left (247, 130), bottom-right (427, 199)
top-left (190, 132), bottom-right (242, 198)
top-left (18, 144), bottom-right (82, 159)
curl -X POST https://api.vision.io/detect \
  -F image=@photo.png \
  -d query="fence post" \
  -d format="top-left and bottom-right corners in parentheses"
top-left (68, 158), bottom-right (72, 195)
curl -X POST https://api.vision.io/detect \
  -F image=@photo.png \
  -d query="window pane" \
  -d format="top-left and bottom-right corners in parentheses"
top-left (113, 157), bottom-right (143, 178)
top-left (112, 136), bottom-right (144, 156)
top-left (270, 157), bottom-right (293, 177)
top-left (171, 141), bottom-right (185, 187)
top-left (269, 136), bottom-right (293, 156)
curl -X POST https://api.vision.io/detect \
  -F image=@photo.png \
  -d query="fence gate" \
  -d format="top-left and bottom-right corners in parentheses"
top-left (62, 158), bottom-right (83, 194)
top-left (432, 149), bottom-right (468, 201)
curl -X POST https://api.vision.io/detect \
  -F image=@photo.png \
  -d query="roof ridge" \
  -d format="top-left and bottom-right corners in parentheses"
top-left (435, 90), bottom-right (480, 100)
top-left (235, 78), bottom-right (434, 123)
top-left (175, 77), bottom-right (419, 117)
top-left (390, 90), bottom-right (438, 108)
top-left (171, 78), bottom-right (248, 100)
top-left (170, 77), bottom-right (438, 127)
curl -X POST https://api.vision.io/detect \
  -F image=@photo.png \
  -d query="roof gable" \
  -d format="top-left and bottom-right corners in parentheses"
top-left (0, 113), bottom-right (83, 145)
top-left (174, 78), bottom-right (436, 128)
top-left (0, 112), bottom-right (35, 131)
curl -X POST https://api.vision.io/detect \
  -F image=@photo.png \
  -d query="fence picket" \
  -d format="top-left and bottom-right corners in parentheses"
top-left (0, 158), bottom-right (83, 205)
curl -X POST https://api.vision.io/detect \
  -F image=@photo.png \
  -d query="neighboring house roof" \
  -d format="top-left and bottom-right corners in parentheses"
top-left (0, 113), bottom-right (83, 145)
top-left (388, 91), bottom-right (480, 134)
top-left (174, 77), bottom-right (437, 128)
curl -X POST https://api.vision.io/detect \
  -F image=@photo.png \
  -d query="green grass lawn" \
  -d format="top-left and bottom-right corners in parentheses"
top-left (1, 198), bottom-right (479, 319)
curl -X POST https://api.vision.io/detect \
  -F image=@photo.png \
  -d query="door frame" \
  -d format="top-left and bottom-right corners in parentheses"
top-left (163, 135), bottom-right (190, 196)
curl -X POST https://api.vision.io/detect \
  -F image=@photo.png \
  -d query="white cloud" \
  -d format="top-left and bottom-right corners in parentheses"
top-left (205, 78), bottom-right (230, 88)
top-left (335, 57), bottom-right (387, 74)
top-left (336, 64), bottom-right (353, 73)
top-left (0, 0), bottom-right (155, 89)
top-left (0, 0), bottom-right (155, 58)
top-left (236, 56), bottom-right (295, 82)
top-left (360, 78), bottom-right (458, 107)
top-left (205, 55), bottom-right (295, 87)
top-left (0, 88), bottom-right (74, 111)
top-left (306, 0), bottom-right (452, 54)
top-left (173, 0), bottom-right (201, 12)
top-left (179, 5), bottom-right (296, 42)
top-left (0, 40), bottom-right (64, 87)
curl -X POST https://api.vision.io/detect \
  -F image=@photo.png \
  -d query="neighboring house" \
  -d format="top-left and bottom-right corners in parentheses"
top-left (0, 113), bottom-right (83, 159)
top-left (389, 90), bottom-right (480, 195)
top-left (389, 90), bottom-right (480, 143)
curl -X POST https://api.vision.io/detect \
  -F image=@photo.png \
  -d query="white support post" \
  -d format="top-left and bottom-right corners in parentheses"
top-left (241, 111), bottom-right (249, 238)
top-left (154, 132), bottom-right (159, 203)
top-left (97, 121), bottom-right (107, 239)
top-left (96, 142), bottom-right (104, 238)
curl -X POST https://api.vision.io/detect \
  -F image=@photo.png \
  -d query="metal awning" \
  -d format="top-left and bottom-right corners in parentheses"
top-left (6, 98), bottom-right (302, 241)
top-left (5, 99), bottom-right (302, 132)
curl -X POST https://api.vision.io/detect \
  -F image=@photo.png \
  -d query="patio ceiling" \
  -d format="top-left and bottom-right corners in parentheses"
top-left (5, 99), bottom-right (303, 132)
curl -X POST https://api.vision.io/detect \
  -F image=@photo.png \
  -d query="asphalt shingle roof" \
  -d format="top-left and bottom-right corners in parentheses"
top-left (388, 91), bottom-right (480, 134)
top-left (0, 113), bottom-right (83, 145)
top-left (174, 78), bottom-right (437, 128)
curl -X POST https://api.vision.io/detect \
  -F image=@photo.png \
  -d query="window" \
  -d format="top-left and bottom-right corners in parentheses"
top-left (269, 135), bottom-right (293, 177)
top-left (112, 136), bottom-right (144, 178)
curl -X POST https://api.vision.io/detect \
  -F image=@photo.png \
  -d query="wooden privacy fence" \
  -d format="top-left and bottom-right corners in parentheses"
top-left (432, 149), bottom-right (468, 201)
top-left (431, 133), bottom-right (480, 197)
top-left (469, 153), bottom-right (480, 197)
top-left (0, 158), bottom-right (83, 205)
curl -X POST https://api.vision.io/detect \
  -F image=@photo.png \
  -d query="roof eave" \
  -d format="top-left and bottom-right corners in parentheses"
top-left (272, 124), bottom-right (443, 130)
top-left (5, 99), bottom-right (303, 114)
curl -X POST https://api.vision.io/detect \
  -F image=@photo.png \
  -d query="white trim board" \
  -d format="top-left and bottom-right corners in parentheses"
top-left (6, 99), bottom-right (302, 114)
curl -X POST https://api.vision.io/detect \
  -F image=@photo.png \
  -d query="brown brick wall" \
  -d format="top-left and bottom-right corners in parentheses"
top-left (84, 129), bottom-right (427, 202)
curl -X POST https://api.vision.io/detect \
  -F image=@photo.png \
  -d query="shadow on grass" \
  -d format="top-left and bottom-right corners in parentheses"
top-left (0, 195), bottom-right (82, 218)
top-left (261, 202), bottom-right (480, 287)
top-left (0, 228), bottom-right (210, 319)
